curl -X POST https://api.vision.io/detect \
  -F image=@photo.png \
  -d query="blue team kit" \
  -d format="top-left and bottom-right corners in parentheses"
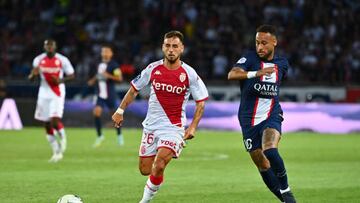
top-left (235, 51), bottom-right (289, 151)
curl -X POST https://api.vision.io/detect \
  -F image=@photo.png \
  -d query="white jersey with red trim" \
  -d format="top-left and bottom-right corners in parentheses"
top-left (131, 59), bottom-right (208, 131)
top-left (33, 53), bottom-right (74, 99)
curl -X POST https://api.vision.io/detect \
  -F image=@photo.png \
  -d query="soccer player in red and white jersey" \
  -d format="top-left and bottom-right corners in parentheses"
top-left (112, 31), bottom-right (208, 203)
top-left (28, 39), bottom-right (75, 163)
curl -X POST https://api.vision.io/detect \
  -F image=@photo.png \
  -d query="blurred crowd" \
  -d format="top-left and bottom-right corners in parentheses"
top-left (0, 0), bottom-right (359, 85)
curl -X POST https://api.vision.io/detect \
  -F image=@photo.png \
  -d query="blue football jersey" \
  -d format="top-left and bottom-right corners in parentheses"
top-left (234, 51), bottom-right (289, 127)
top-left (96, 60), bottom-right (119, 99)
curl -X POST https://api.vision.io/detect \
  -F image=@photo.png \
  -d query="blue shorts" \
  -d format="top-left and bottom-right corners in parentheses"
top-left (95, 97), bottom-right (117, 110)
top-left (240, 114), bottom-right (283, 152)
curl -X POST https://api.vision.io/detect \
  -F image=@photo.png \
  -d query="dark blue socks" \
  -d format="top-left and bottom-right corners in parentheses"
top-left (260, 169), bottom-right (284, 201)
top-left (116, 126), bottom-right (121, 135)
top-left (263, 148), bottom-right (289, 190)
top-left (95, 116), bottom-right (102, 137)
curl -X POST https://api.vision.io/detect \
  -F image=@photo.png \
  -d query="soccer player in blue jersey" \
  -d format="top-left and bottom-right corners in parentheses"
top-left (228, 25), bottom-right (296, 203)
top-left (88, 45), bottom-right (124, 147)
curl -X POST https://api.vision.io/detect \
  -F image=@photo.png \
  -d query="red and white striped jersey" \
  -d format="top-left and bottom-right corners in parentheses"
top-left (131, 60), bottom-right (208, 131)
top-left (33, 53), bottom-right (74, 99)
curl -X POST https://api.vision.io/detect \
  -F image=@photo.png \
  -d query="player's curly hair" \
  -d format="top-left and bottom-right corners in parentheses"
top-left (164, 30), bottom-right (184, 44)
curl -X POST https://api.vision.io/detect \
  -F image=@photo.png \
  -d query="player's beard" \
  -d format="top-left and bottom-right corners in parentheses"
top-left (165, 55), bottom-right (180, 64)
top-left (258, 50), bottom-right (273, 60)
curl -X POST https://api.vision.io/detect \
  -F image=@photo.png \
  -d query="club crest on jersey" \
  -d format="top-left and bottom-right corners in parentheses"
top-left (55, 60), bottom-right (60, 66)
top-left (179, 73), bottom-right (186, 82)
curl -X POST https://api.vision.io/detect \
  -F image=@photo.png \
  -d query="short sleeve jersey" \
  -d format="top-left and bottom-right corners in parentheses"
top-left (131, 60), bottom-right (208, 131)
top-left (96, 60), bottom-right (120, 99)
top-left (234, 51), bottom-right (289, 127)
top-left (32, 53), bottom-right (74, 99)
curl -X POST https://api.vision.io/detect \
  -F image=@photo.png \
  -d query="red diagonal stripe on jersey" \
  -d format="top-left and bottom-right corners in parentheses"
top-left (151, 66), bottom-right (189, 127)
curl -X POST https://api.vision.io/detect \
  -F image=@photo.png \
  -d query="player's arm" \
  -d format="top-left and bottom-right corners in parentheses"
top-left (112, 86), bottom-right (139, 128)
top-left (227, 66), bottom-right (275, 80)
top-left (184, 100), bottom-right (205, 140)
top-left (87, 76), bottom-right (97, 86)
top-left (28, 67), bottom-right (40, 81)
top-left (50, 73), bottom-right (75, 85)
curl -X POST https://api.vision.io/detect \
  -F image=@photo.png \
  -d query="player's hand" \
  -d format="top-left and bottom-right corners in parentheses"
top-left (184, 127), bottom-right (196, 140)
top-left (112, 112), bottom-right (124, 128)
top-left (50, 75), bottom-right (61, 85)
top-left (28, 67), bottom-right (39, 81)
top-left (87, 79), bottom-right (96, 86)
top-left (256, 67), bottom-right (275, 77)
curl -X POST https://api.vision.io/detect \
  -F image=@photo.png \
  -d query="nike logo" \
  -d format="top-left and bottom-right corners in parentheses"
top-left (265, 76), bottom-right (272, 80)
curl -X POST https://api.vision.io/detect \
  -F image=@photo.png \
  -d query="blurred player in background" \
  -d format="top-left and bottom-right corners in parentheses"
top-left (112, 31), bottom-right (208, 203)
top-left (228, 25), bottom-right (296, 203)
top-left (87, 45), bottom-right (124, 147)
top-left (28, 39), bottom-right (75, 162)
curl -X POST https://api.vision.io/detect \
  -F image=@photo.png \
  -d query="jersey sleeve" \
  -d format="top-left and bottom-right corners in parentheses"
top-left (130, 64), bottom-right (152, 91)
top-left (233, 52), bottom-right (253, 71)
top-left (32, 55), bottom-right (41, 68)
top-left (61, 56), bottom-right (75, 75)
top-left (189, 69), bottom-right (209, 102)
top-left (106, 61), bottom-right (119, 74)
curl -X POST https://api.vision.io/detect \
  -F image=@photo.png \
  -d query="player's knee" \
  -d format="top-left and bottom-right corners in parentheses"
top-left (257, 159), bottom-right (271, 170)
top-left (139, 162), bottom-right (152, 176)
top-left (93, 107), bottom-right (102, 117)
top-left (263, 143), bottom-right (277, 151)
top-left (51, 119), bottom-right (59, 128)
top-left (139, 167), bottom-right (151, 176)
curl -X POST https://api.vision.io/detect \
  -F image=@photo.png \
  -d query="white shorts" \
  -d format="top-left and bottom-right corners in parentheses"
top-left (34, 97), bottom-right (65, 121)
top-left (139, 129), bottom-right (185, 158)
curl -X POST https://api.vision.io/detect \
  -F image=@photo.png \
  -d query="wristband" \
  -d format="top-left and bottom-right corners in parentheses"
top-left (116, 108), bottom-right (124, 115)
top-left (247, 71), bottom-right (257, 79)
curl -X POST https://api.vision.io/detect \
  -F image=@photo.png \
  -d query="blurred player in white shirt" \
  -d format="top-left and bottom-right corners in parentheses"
top-left (28, 39), bottom-right (75, 162)
top-left (112, 31), bottom-right (208, 203)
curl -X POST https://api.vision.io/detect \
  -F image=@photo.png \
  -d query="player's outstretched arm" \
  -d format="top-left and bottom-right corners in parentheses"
top-left (184, 100), bottom-right (205, 140)
top-left (228, 67), bottom-right (275, 80)
top-left (228, 67), bottom-right (248, 80)
top-left (112, 86), bottom-right (138, 128)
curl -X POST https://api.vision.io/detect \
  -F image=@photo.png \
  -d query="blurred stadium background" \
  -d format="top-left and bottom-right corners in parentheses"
top-left (0, 0), bottom-right (360, 203)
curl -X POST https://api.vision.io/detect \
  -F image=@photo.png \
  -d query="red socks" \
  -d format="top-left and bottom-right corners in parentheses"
top-left (149, 175), bottom-right (163, 185)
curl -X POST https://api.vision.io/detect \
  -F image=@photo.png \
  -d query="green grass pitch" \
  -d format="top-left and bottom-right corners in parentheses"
top-left (0, 128), bottom-right (360, 203)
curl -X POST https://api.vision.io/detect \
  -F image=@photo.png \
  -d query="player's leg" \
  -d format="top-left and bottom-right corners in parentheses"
top-left (250, 149), bottom-right (284, 202)
top-left (139, 156), bottom-right (155, 176)
top-left (45, 121), bottom-right (62, 162)
top-left (35, 98), bottom-right (62, 162)
top-left (244, 125), bottom-right (284, 202)
top-left (109, 98), bottom-right (124, 146)
top-left (93, 104), bottom-right (104, 147)
top-left (262, 128), bottom-right (296, 203)
top-left (139, 148), bottom-right (173, 203)
top-left (51, 117), bottom-right (67, 153)
top-left (49, 97), bottom-right (67, 153)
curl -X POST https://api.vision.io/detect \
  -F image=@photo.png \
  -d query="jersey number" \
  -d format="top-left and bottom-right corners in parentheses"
top-left (144, 133), bottom-right (154, 144)
top-left (244, 139), bottom-right (252, 150)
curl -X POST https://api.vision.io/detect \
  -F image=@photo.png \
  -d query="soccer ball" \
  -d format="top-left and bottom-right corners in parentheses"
top-left (57, 194), bottom-right (83, 203)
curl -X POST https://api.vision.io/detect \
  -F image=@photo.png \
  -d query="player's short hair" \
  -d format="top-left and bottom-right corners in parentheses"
top-left (164, 30), bottom-right (184, 44)
top-left (44, 39), bottom-right (56, 45)
top-left (256, 25), bottom-right (277, 37)
top-left (101, 44), bottom-right (114, 52)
